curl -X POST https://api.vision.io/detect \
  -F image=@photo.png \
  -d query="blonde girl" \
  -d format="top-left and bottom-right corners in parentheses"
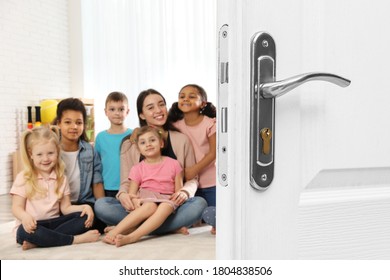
top-left (168, 84), bottom-right (217, 234)
top-left (103, 126), bottom-right (183, 247)
top-left (10, 126), bottom-right (100, 250)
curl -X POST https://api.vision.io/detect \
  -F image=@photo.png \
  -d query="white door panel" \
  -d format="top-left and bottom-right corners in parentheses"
top-left (298, 167), bottom-right (390, 259)
top-left (217, 0), bottom-right (390, 259)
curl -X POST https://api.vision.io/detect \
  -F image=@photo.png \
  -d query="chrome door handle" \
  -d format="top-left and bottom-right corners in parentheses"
top-left (260, 72), bottom-right (350, 98)
top-left (250, 32), bottom-right (351, 191)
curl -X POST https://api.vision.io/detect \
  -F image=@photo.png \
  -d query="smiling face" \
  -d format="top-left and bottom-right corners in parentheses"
top-left (178, 86), bottom-right (206, 114)
top-left (57, 110), bottom-right (84, 143)
top-left (137, 131), bottom-right (164, 159)
top-left (30, 140), bottom-right (58, 177)
top-left (139, 94), bottom-right (168, 128)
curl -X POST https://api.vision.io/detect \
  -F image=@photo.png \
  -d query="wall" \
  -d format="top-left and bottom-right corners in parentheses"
top-left (0, 0), bottom-right (71, 194)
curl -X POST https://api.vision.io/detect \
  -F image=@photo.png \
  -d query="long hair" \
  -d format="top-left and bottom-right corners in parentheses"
top-left (136, 89), bottom-right (178, 132)
top-left (55, 98), bottom-right (88, 142)
top-left (168, 84), bottom-right (216, 122)
top-left (21, 126), bottom-right (65, 200)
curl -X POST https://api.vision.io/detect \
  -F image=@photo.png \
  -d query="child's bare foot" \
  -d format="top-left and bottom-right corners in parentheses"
top-left (73, 230), bottom-right (100, 244)
top-left (115, 234), bottom-right (137, 247)
top-left (211, 226), bottom-right (216, 235)
top-left (22, 240), bottom-right (37, 250)
top-left (103, 233), bottom-right (116, 245)
top-left (104, 226), bottom-right (115, 233)
top-left (175, 226), bottom-right (189, 235)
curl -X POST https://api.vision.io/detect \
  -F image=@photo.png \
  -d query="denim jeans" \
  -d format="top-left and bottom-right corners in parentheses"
top-left (16, 212), bottom-right (88, 247)
top-left (95, 196), bottom-right (207, 235)
top-left (195, 186), bottom-right (216, 207)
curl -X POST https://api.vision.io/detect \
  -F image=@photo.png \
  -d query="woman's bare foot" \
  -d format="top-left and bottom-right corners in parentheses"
top-left (175, 226), bottom-right (189, 235)
top-left (73, 230), bottom-right (100, 244)
top-left (103, 233), bottom-right (116, 245)
top-left (104, 226), bottom-right (115, 233)
top-left (211, 226), bottom-right (216, 235)
top-left (22, 240), bottom-right (37, 250)
top-left (115, 234), bottom-right (138, 247)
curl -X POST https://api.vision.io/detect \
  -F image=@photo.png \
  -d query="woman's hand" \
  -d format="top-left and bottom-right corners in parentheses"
top-left (118, 192), bottom-right (135, 211)
top-left (80, 204), bottom-right (94, 228)
top-left (131, 197), bottom-right (141, 209)
top-left (129, 127), bottom-right (140, 144)
top-left (21, 214), bottom-right (37, 233)
top-left (171, 190), bottom-right (189, 206)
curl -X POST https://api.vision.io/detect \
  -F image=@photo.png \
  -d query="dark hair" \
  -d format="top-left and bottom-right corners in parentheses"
top-left (56, 98), bottom-right (88, 142)
top-left (168, 84), bottom-right (216, 122)
top-left (105, 91), bottom-right (128, 107)
top-left (136, 89), bottom-right (177, 132)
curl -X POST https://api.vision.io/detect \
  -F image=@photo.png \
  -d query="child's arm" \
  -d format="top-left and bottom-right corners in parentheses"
top-left (12, 195), bottom-right (36, 233)
top-left (171, 171), bottom-right (186, 205)
top-left (60, 195), bottom-right (94, 228)
top-left (175, 171), bottom-right (184, 192)
top-left (92, 146), bottom-right (105, 199)
top-left (93, 182), bottom-right (105, 199)
top-left (119, 180), bottom-right (140, 210)
top-left (118, 179), bottom-right (139, 210)
top-left (185, 133), bottom-right (216, 181)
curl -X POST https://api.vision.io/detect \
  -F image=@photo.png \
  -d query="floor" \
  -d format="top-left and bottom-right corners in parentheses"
top-left (0, 194), bottom-right (215, 259)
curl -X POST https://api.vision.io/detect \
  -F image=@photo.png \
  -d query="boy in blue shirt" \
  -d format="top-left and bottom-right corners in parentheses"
top-left (95, 92), bottom-right (133, 197)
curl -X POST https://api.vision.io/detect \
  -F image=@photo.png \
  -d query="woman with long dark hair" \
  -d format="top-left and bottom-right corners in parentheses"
top-left (95, 89), bottom-right (207, 235)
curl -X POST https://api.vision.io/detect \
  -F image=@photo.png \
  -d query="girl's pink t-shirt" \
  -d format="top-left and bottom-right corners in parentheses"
top-left (129, 156), bottom-right (182, 194)
top-left (174, 116), bottom-right (216, 188)
top-left (10, 171), bottom-right (70, 231)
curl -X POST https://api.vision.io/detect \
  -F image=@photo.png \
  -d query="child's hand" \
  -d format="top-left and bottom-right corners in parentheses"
top-left (21, 214), bottom-right (37, 233)
top-left (80, 205), bottom-right (94, 228)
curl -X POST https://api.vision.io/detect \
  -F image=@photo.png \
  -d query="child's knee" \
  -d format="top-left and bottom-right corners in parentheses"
top-left (142, 202), bottom-right (158, 212)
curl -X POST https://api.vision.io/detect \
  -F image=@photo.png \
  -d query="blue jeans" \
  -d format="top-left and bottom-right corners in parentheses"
top-left (16, 212), bottom-right (88, 247)
top-left (95, 196), bottom-right (207, 235)
top-left (195, 186), bottom-right (216, 207)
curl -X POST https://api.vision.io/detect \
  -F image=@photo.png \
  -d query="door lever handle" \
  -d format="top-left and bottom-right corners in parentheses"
top-left (250, 32), bottom-right (351, 191)
top-left (259, 72), bottom-right (351, 99)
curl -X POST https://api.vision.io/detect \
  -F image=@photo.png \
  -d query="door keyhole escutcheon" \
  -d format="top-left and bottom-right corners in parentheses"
top-left (260, 128), bottom-right (272, 155)
top-left (250, 32), bottom-right (351, 191)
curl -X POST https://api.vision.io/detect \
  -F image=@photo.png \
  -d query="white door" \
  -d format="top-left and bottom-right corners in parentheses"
top-left (217, 0), bottom-right (390, 259)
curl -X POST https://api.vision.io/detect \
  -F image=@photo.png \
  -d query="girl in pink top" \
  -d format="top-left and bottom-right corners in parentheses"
top-left (103, 126), bottom-right (183, 247)
top-left (10, 127), bottom-right (100, 250)
top-left (168, 84), bottom-right (217, 234)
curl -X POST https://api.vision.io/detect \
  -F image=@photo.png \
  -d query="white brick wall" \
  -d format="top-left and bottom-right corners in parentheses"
top-left (0, 0), bottom-right (71, 194)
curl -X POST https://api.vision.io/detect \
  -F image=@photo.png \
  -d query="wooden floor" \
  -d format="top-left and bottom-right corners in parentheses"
top-left (0, 194), bottom-right (13, 224)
